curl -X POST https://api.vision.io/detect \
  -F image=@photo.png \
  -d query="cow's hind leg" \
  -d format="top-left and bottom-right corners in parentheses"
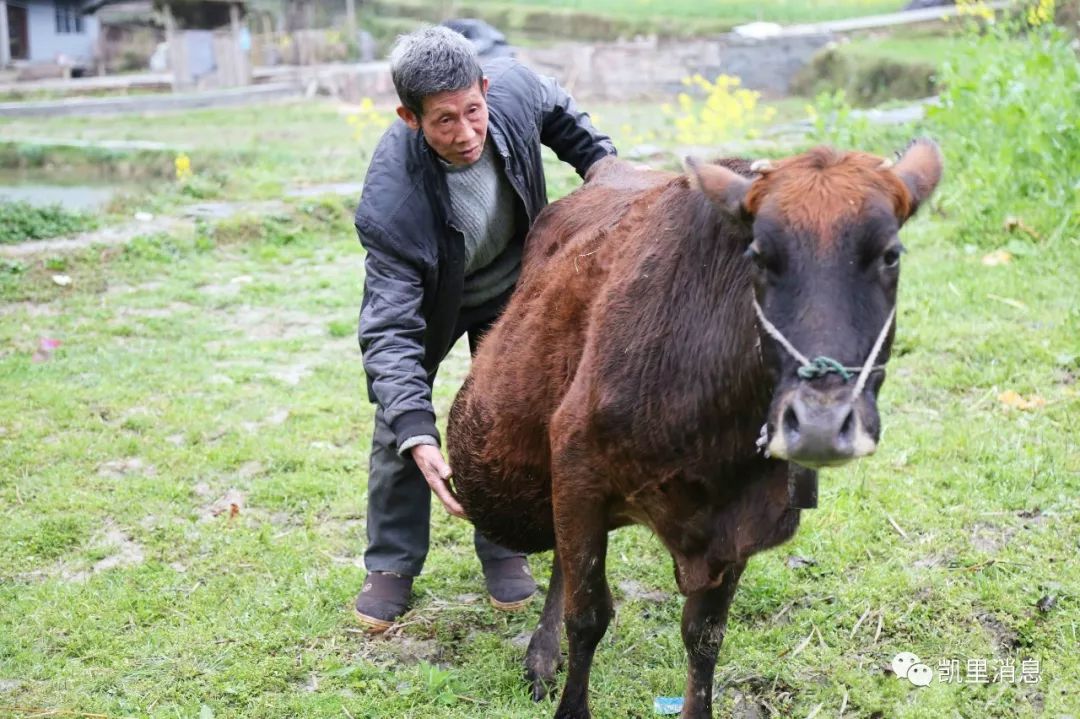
top-left (679, 562), bottom-right (746, 719)
top-left (525, 552), bottom-right (564, 701)
top-left (552, 500), bottom-right (611, 719)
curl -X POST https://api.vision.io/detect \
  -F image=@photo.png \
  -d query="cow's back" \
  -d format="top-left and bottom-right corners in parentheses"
top-left (448, 161), bottom-right (677, 552)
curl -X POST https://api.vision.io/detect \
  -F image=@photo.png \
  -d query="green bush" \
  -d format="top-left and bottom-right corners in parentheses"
top-left (926, 19), bottom-right (1080, 243)
top-left (0, 200), bottom-right (99, 245)
top-left (791, 48), bottom-right (937, 107)
top-left (806, 16), bottom-right (1080, 246)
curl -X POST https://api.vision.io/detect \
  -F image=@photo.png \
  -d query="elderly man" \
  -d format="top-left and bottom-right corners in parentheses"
top-left (354, 26), bottom-right (616, 631)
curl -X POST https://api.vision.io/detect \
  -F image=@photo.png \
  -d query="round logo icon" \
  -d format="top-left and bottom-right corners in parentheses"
top-left (907, 663), bottom-right (933, 687)
top-left (891, 652), bottom-right (921, 679)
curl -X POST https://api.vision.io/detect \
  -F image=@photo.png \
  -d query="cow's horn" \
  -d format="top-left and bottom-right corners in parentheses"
top-left (879, 158), bottom-right (894, 169)
top-left (750, 159), bottom-right (774, 174)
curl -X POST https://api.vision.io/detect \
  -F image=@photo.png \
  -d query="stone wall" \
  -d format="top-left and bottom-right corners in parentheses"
top-left (518, 31), bottom-right (833, 101)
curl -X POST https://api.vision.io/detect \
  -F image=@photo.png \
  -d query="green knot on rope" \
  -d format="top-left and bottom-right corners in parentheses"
top-left (797, 356), bottom-right (853, 382)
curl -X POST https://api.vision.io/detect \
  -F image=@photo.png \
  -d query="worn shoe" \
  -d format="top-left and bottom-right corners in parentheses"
top-left (354, 571), bottom-right (413, 633)
top-left (482, 556), bottom-right (537, 612)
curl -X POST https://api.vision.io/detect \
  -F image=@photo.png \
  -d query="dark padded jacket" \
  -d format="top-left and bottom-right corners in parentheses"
top-left (355, 58), bottom-right (616, 450)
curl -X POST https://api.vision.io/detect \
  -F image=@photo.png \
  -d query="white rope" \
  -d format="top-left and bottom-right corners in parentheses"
top-left (752, 298), bottom-right (811, 367)
top-left (851, 306), bottom-right (895, 399)
top-left (751, 296), bottom-right (894, 393)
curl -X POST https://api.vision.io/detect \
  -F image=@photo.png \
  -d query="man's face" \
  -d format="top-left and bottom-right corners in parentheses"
top-left (397, 78), bottom-right (490, 167)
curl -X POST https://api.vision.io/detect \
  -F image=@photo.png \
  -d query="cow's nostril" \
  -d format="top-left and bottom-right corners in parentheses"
top-left (839, 409), bottom-right (855, 440)
top-left (783, 405), bottom-right (800, 438)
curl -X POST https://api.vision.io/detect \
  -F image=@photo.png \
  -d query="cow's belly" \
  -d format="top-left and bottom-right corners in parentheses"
top-left (448, 376), bottom-right (557, 554)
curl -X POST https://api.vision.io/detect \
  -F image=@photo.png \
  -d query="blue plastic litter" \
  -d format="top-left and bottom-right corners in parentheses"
top-left (653, 696), bottom-right (684, 715)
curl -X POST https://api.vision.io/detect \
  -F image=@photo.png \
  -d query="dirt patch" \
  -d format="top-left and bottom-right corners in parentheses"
top-left (98, 457), bottom-right (156, 479)
top-left (976, 613), bottom-right (1020, 657)
top-left (237, 461), bottom-right (265, 479)
top-left (0, 217), bottom-right (192, 259)
top-left (357, 634), bottom-right (442, 667)
top-left (913, 553), bottom-right (952, 569)
top-left (617, 579), bottom-right (672, 604)
top-left (199, 488), bottom-right (246, 522)
top-left (119, 301), bottom-right (197, 319)
top-left (0, 301), bottom-right (60, 317)
top-left (970, 522), bottom-right (1017, 555)
top-left (241, 409), bottom-right (289, 433)
top-left (729, 690), bottom-right (767, 719)
top-left (58, 519), bottom-right (146, 583)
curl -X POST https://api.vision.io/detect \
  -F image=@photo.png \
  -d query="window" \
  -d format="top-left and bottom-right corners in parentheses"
top-left (55, 3), bottom-right (85, 34)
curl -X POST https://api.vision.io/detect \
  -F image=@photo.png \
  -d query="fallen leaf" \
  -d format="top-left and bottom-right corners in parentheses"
top-left (998, 390), bottom-right (1046, 410)
top-left (1035, 595), bottom-right (1056, 613)
top-left (981, 250), bottom-right (1013, 266)
top-left (1003, 216), bottom-right (1041, 241)
top-left (786, 555), bottom-right (817, 569)
top-left (228, 503), bottom-right (240, 520)
top-left (51, 274), bottom-right (72, 286)
top-left (31, 337), bottom-right (62, 363)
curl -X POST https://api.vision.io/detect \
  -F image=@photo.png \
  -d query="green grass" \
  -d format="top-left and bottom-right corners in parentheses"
top-left (455, 0), bottom-right (905, 25)
top-left (842, 32), bottom-right (959, 66)
top-left (0, 200), bottom-right (99, 244)
top-left (1, 49), bottom-right (1078, 718)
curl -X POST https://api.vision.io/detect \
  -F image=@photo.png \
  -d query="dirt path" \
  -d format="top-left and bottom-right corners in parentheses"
top-left (0, 182), bottom-right (363, 259)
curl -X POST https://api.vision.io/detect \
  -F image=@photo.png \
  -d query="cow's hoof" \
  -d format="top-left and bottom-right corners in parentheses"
top-left (525, 667), bottom-right (557, 702)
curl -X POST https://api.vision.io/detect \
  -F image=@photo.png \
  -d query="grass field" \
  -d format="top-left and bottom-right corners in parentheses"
top-left (461, 0), bottom-right (906, 24)
top-left (1, 23), bottom-right (1078, 718)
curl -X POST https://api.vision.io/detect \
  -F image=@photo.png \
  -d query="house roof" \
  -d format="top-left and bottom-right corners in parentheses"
top-left (81, 0), bottom-right (247, 13)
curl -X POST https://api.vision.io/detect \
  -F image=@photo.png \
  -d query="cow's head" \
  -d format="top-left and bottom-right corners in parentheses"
top-left (687, 140), bottom-right (942, 468)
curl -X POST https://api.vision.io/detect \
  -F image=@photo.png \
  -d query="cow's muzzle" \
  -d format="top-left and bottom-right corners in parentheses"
top-left (766, 385), bottom-right (878, 468)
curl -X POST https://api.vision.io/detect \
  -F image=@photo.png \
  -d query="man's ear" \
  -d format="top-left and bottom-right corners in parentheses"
top-left (397, 106), bottom-right (420, 131)
top-left (481, 76), bottom-right (490, 95)
top-left (684, 156), bottom-right (753, 217)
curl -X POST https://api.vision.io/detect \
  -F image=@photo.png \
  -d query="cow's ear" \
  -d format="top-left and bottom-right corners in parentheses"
top-left (684, 157), bottom-right (753, 217)
top-left (891, 138), bottom-right (943, 221)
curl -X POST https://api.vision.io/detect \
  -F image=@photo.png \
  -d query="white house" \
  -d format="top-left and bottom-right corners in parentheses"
top-left (1, 0), bottom-right (100, 70)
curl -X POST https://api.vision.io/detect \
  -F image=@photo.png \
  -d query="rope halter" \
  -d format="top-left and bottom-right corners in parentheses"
top-left (751, 297), bottom-right (895, 399)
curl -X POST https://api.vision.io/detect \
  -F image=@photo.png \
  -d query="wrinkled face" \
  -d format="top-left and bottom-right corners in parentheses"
top-left (398, 78), bottom-right (490, 167)
top-left (688, 140), bottom-right (943, 469)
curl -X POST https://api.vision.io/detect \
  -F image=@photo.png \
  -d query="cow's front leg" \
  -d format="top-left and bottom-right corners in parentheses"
top-left (526, 552), bottom-right (565, 701)
top-left (680, 562), bottom-right (746, 719)
top-left (552, 496), bottom-right (611, 719)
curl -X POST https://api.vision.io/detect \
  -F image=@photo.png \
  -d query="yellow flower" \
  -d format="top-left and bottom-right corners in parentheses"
top-left (174, 153), bottom-right (192, 182)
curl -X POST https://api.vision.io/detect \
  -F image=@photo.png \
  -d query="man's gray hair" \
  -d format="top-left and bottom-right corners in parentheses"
top-left (390, 26), bottom-right (483, 117)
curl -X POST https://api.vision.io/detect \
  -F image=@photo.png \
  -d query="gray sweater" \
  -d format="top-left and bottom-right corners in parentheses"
top-left (401, 140), bottom-right (522, 454)
top-left (444, 140), bottom-right (521, 308)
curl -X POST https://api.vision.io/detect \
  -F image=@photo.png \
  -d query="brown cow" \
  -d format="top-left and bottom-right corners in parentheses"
top-left (447, 140), bottom-right (943, 719)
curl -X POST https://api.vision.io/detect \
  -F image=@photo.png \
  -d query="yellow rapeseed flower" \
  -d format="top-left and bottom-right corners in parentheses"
top-left (174, 153), bottom-right (192, 182)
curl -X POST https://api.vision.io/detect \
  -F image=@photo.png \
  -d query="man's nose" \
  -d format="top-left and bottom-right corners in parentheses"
top-left (457, 121), bottom-right (477, 142)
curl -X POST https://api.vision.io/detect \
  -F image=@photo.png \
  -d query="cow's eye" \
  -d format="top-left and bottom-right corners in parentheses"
top-left (882, 245), bottom-right (904, 269)
top-left (744, 243), bottom-right (768, 271)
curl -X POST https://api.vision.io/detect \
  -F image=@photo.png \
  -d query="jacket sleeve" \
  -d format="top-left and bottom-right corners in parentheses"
top-left (536, 73), bottom-right (617, 179)
top-left (357, 218), bottom-right (441, 450)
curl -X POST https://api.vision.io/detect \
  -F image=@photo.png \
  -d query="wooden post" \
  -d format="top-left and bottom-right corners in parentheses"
top-left (345, 0), bottom-right (356, 44)
top-left (164, 3), bottom-right (190, 91)
top-left (0, 0), bottom-right (11, 69)
top-left (228, 2), bottom-right (249, 86)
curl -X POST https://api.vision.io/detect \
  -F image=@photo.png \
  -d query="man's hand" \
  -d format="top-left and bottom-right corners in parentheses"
top-left (410, 444), bottom-right (466, 518)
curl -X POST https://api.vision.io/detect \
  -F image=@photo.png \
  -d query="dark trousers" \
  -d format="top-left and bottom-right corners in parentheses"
top-left (363, 291), bottom-right (522, 577)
